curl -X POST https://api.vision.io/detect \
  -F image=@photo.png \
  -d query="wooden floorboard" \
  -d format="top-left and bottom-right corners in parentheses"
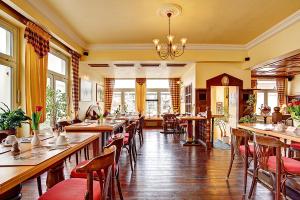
top-left (21, 130), bottom-right (273, 200)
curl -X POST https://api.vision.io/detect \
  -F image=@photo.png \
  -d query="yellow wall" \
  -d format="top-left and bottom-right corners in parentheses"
top-left (195, 62), bottom-right (252, 89)
top-left (245, 20), bottom-right (300, 69)
top-left (78, 65), bottom-right (104, 120)
top-left (289, 74), bottom-right (300, 95)
top-left (180, 65), bottom-right (196, 114)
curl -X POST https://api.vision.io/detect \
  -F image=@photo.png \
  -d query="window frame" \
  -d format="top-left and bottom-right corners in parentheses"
top-left (112, 88), bottom-right (136, 113)
top-left (146, 88), bottom-right (171, 116)
top-left (47, 48), bottom-right (71, 116)
top-left (0, 17), bottom-right (18, 109)
top-left (255, 88), bottom-right (278, 115)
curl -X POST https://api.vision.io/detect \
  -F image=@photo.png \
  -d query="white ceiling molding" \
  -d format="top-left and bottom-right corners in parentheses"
top-left (25, 0), bottom-right (87, 48)
top-left (88, 43), bottom-right (247, 51)
top-left (246, 10), bottom-right (300, 49)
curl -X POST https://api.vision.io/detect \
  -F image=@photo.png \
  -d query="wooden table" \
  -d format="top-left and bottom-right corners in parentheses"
top-left (0, 133), bottom-right (99, 197)
top-left (238, 123), bottom-right (300, 143)
top-left (178, 116), bottom-right (207, 146)
top-left (237, 123), bottom-right (300, 200)
top-left (65, 120), bottom-right (126, 148)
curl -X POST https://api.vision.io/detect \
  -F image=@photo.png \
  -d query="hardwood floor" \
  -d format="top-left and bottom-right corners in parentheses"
top-left (21, 130), bottom-right (273, 200)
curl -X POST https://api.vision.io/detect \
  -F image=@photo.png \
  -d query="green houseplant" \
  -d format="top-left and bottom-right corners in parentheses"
top-left (46, 86), bottom-right (67, 127)
top-left (0, 103), bottom-right (31, 138)
top-left (239, 94), bottom-right (257, 123)
top-left (288, 100), bottom-right (300, 127)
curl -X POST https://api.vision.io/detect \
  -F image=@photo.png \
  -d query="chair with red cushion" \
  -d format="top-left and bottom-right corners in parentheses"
top-left (39, 145), bottom-right (116, 200)
top-left (289, 142), bottom-right (300, 158)
top-left (70, 135), bottom-right (125, 200)
top-left (123, 123), bottom-right (136, 171)
top-left (248, 135), bottom-right (300, 199)
top-left (226, 128), bottom-right (253, 194)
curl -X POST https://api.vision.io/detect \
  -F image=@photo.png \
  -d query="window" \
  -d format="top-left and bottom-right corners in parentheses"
top-left (45, 50), bottom-right (69, 126)
top-left (255, 80), bottom-right (278, 114)
top-left (146, 79), bottom-right (171, 116)
top-left (0, 19), bottom-right (17, 109)
top-left (111, 79), bottom-right (136, 113)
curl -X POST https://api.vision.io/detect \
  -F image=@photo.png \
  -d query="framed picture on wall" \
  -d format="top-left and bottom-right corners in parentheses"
top-left (96, 83), bottom-right (104, 102)
top-left (80, 78), bottom-right (92, 102)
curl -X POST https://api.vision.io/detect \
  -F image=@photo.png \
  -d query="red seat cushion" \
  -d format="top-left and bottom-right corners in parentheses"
top-left (39, 178), bottom-right (101, 200)
top-left (239, 144), bottom-right (254, 155)
top-left (291, 142), bottom-right (300, 150)
top-left (268, 156), bottom-right (300, 174)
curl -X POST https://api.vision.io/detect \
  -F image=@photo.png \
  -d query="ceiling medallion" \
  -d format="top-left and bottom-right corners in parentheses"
top-left (153, 3), bottom-right (187, 60)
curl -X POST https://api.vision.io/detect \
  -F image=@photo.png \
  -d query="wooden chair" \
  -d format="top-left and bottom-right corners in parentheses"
top-left (39, 145), bottom-right (116, 200)
top-left (136, 116), bottom-right (145, 146)
top-left (248, 135), bottom-right (300, 199)
top-left (70, 135), bottom-right (125, 200)
top-left (226, 128), bottom-right (254, 194)
top-left (123, 123), bottom-right (137, 171)
top-left (162, 114), bottom-right (180, 134)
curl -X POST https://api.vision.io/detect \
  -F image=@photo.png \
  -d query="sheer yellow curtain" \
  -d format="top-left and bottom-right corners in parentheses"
top-left (24, 22), bottom-right (51, 122)
top-left (136, 78), bottom-right (146, 114)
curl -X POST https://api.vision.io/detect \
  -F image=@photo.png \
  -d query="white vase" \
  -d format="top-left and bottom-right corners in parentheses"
top-left (294, 120), bottom-right (300, 128)
top-left (31, 130), bottom-right (41, 147)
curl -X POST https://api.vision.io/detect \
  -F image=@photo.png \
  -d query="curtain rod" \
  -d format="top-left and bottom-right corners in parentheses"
top-left (0, 0), bottom-right (81, 55)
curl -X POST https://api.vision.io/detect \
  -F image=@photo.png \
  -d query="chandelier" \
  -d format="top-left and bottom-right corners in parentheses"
top-left (153, 4), bottom-right (187, 60)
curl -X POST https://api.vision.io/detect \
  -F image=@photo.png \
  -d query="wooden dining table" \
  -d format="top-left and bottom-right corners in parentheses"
top-left (178, 116), bottom-right (207, 146)
top-left (0, 132), bottom-right (100, 198)
top-left (237, 123), bottom-right (300, 200)
top-left (65, 119), bottom-right (126, 148)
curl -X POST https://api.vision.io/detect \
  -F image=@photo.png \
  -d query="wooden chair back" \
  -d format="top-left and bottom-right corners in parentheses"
top-left (254, 135), bottom-right (283, 171)
top-left (56, 121), bottom-right (71, 131)
top-left (104, 135), bottom-right (124, 166)
top-left (76, 145), bottom-right (116, 200)
top-left (231, 128), bottom-right (250, 156)
top-left (125, 123), bottom-right (135, 142)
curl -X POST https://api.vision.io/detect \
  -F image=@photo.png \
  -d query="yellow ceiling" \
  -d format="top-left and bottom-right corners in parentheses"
top-left (30, 0), bottom-right (300, 45)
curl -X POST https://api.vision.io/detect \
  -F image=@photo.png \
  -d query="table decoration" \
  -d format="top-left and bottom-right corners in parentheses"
top-left (288, 100), bottom-right (300, 127)
top-left (260, 104), bottom-right (271, 124)
top-left (31, 106), bottom-right (43, 147)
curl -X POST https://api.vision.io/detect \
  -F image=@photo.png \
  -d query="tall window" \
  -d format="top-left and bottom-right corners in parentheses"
top-left (46, 49), bottom-right (69, 125)
top-left (255, 80), bottom-right (278, 114)
top-left (111, 79), bottom-right (136, 113)
top-left (146, 79), bottom-right (171, 116)
top-left (0, 19), bottom-right (17, 109)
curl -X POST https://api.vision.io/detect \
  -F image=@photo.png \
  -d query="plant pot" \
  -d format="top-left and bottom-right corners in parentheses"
top-left (31, 130), bottom-right (41, 147)
top-left (0, 129), bottom-right (16, 141)
top-left (294, 120), bottom-right (300, 128)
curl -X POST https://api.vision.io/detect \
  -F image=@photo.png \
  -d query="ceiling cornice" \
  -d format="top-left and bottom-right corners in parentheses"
top-left (88, 43), bottom-right (247, 51)
top-left (245, 10), bottom-right (300, 49)
top-left (25, 0), bottom-right (87, 48)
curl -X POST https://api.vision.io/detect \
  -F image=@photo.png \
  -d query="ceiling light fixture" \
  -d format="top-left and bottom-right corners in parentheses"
top-left (153, 4), bottom-right (187, 60)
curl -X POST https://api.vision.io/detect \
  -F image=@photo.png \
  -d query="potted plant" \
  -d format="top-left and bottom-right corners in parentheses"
top-left (288, 100), bottom-right (300, 127)
top-left (46, 86), bottom-right (67, 127)
top-left (31, 105), bottom-right (43, 146)
top-left (214, 107), bottom-right (230, 144)
top-left (0, 103), bottom-right (31, 140)
top-left (239, 94), bottom-right (257, 123)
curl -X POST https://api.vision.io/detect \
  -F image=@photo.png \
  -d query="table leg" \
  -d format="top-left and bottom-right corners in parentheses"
top-left (187, 120), bottom-right (193, 142)
top-left (93, 137), bottom-right (100, 157)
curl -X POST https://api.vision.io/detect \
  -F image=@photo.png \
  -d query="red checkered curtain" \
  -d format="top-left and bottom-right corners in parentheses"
top-left (169, 78), bottom-right (180, 113)
top-left (104, 78), bottom-right (115, 112)
top-left (276, 78), bottom-right (286, 107)
top-left (69, 50), bottom-right (81, 113)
